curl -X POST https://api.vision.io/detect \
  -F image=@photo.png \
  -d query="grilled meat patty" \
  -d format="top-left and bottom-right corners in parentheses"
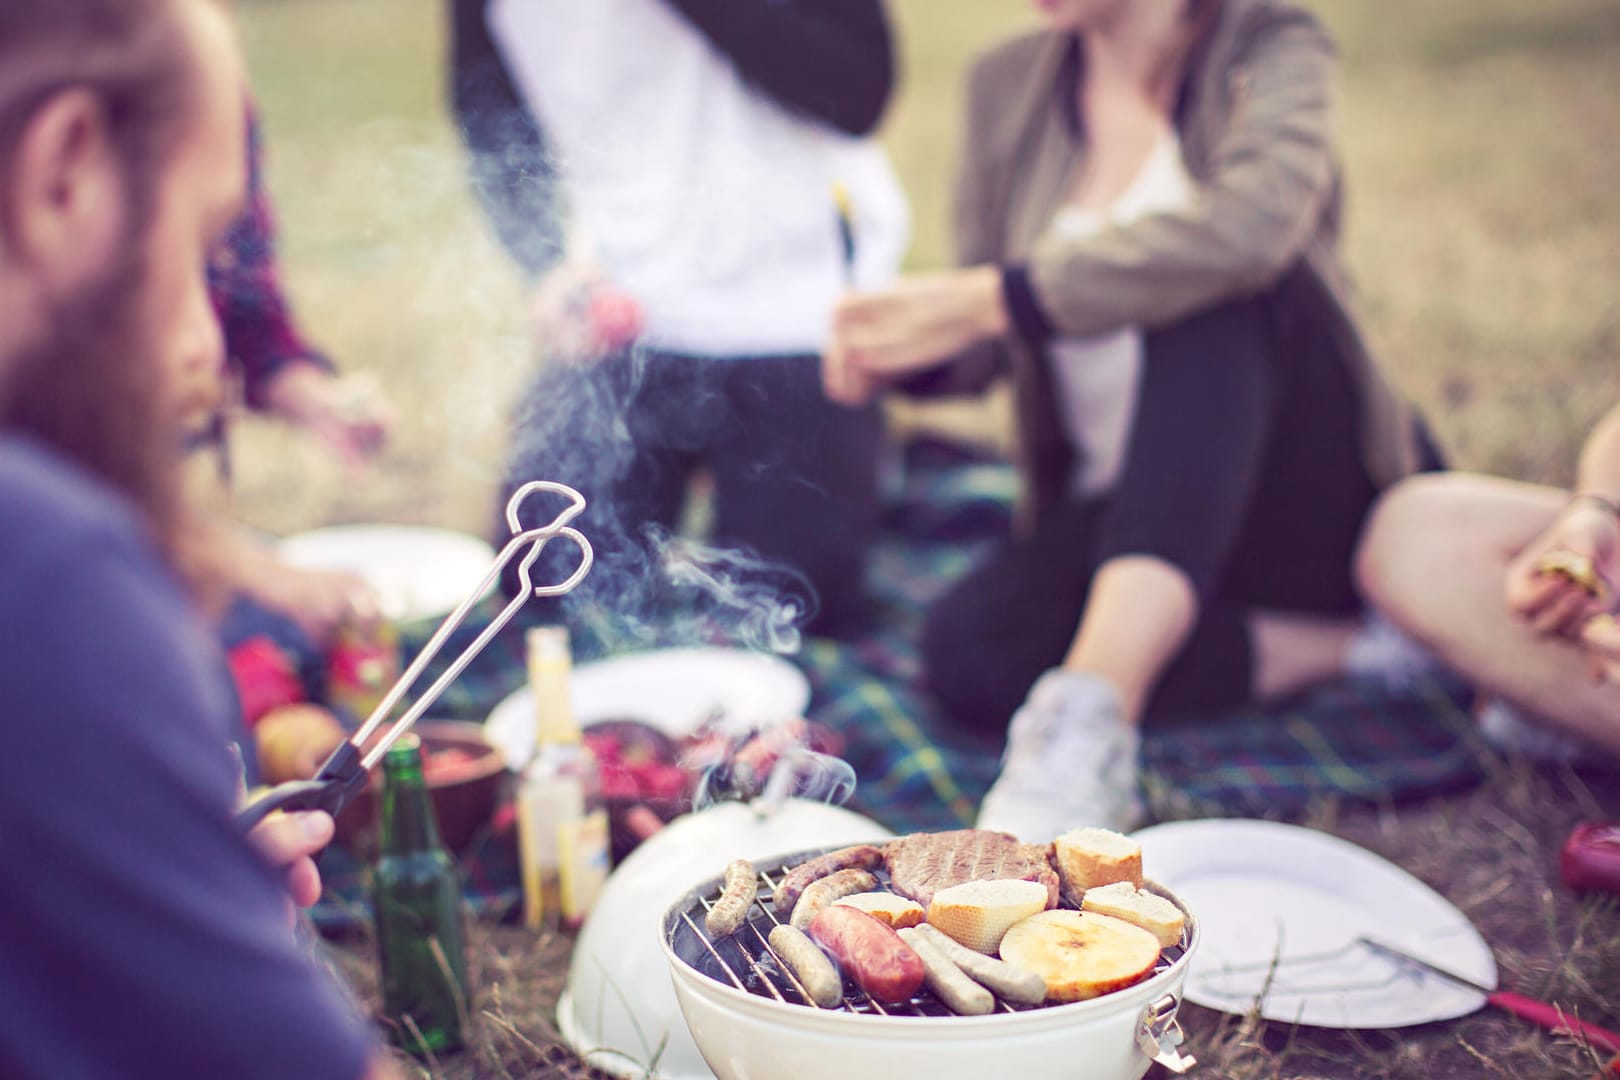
top-left (883, 829), bottom-right (1060, 909)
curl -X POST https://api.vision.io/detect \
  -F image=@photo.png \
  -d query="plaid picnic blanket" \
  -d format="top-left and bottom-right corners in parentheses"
top-left (394, 437), bottom-right (1488, 833)
top-left (310, 438), bottom-right (1491, 925)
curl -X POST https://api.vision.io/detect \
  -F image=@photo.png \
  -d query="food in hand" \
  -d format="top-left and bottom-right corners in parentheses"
top-left (1079, 881), bottom-right (1186, 947)
top-left (773, 844), bottom-right (886, 914)
top-left (1537, 550), bottom-right (1607, 598)
top-left (833, 892), bottom-right (925, 929)
top-left (911, 923), bottom-right (1047, 1005)
top-left (1053, 826), bottom-right (1143, 897)
top-left (927, 878), bottom-right (1051, 954)
top-left (883, 829), bottom-right (1059, 908)
top-left (897, 926), bottom-right (995, 1015)
top-left (807, 906), bottom-right (926, 1005)
top-left (255, 704), bottom-right (347, 785)
top-left (998, 910), bottom-right (1161, 1003)
top-left (768, 924), bottom-right (844, 1008)
top-left (791, 868), bottom-right (880, 931)
top-left (705, 859), bottom-right (759, 938)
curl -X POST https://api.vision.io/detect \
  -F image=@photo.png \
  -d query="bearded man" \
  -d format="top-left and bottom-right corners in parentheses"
top-left (0, 2), bottom-right (397, 1076)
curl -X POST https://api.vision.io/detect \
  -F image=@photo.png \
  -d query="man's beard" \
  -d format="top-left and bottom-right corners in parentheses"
top-left (0, 243), bottom-right (186, 561)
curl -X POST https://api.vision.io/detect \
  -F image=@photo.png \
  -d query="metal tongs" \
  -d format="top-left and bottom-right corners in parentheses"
top-left (234, 481), bottom-right (593, 832)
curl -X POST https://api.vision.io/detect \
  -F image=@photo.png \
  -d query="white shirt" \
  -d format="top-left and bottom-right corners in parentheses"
top-left (1048, 133), bottom-right (1196, 497)
top-left (487, 0), bottom-right (910, 357)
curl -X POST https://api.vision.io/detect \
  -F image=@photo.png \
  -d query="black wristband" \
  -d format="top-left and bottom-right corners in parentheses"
top-left (1001, 264), bottom-right (1056, 344)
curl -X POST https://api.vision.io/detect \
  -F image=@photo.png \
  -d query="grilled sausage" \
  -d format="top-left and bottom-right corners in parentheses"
top-left (898, 926), bottom-right (995, 1015)
top-left (768, 924), bottom-right (844, 1008)
top-left (913, 923), bottom-right (1046, 1005)
top-left (807, 906), bottom-right (926, 1004)
top-left (704, 859), bottom-right (758, 938)
top-left (790, 868), bottom-right (879, 931)
top-left (773, 844), bottom-right (885, 914)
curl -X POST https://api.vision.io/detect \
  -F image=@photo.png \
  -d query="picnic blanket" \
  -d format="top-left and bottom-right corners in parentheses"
top-left (400, 437), bottom-right (1488, 832)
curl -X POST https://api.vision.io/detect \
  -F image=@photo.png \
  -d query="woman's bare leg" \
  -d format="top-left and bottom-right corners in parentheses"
top-left (1061, 554), bottom-right (1197, 723)
top-left (1248, 611), bottom-right (1361, 701)
top-left (1357, 472), bottom-right (1620, 757)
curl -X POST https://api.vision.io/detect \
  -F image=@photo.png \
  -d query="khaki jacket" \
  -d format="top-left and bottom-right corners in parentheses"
top-left (938, 0), bottom-right (1420, 527)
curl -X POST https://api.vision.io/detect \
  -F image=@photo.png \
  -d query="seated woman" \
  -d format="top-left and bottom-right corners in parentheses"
top-left (1358, 402), bottom-right (1620, 764)
top-left (826, 0), bottom-right (1437, 839)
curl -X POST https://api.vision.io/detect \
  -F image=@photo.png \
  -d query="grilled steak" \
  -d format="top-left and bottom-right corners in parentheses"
top-left (883, 829), bottom-right (1060, 909)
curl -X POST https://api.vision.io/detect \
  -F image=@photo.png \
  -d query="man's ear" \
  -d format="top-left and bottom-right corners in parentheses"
top-left (4, 88), bottom-right (125, 287)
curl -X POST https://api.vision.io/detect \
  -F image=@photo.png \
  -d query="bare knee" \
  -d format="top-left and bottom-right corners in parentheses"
top-left (1356, 474), bottom-right (1489, 632)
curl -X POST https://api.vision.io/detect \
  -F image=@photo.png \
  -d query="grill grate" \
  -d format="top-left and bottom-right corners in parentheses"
top-left (670, 857), bottom-right (1187, 1018)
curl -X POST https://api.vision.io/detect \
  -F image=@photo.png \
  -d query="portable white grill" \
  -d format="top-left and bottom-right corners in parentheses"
top-left (659, 847), bottom-right (1200, 1080)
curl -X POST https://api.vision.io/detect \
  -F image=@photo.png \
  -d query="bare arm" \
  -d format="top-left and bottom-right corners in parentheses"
top-left (1576, 401), bottom-right (1620, 502)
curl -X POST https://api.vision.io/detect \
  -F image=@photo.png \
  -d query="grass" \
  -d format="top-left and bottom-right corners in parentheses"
top-left (232, 0), bottom-right (1620, 1076)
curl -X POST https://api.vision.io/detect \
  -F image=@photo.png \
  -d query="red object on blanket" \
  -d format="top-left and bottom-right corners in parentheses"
top-left (227, 635), bottom-right (306, 727)
top-left (1562, 821), bottom-right (1620, 897)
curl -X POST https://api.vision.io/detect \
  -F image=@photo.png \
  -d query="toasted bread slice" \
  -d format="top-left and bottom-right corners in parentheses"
top-left (926, 878), bottom-right (1050, 954)
top-left (998, 909), bottom-right (1161, 1002)
top-left (1053, 826), bottom-right (1143, 896)
top-left (1079, 881), bottom-right (1185, 948)
top-left (833, 891), bottom-right (926, 929)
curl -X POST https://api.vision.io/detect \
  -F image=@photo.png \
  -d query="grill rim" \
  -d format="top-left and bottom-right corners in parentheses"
top-left (659, 844), bottom-right (1200, 1027)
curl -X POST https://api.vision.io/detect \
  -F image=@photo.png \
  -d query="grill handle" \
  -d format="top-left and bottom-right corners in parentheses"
top-left (1136, 992), bottom-right (1196, 1074)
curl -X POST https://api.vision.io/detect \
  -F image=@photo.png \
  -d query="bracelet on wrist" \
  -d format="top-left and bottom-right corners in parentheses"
top-left (1571, 493), bottom-right (1620, 524)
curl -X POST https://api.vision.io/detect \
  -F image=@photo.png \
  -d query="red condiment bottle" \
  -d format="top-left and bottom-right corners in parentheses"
top-left (1561, 822), bottom-right (1620, 896)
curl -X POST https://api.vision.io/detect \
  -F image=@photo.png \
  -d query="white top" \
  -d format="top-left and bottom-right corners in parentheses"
top-left (487, 0), bottom-right (911, 357)
top-left (1048, 133), bottom-right (1196, 497)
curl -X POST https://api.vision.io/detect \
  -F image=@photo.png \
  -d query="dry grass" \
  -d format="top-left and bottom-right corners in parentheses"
top-left (235, 1), bottom-right (1620, 1076)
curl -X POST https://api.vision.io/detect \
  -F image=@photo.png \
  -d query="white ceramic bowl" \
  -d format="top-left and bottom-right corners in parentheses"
top-left (660, 867), bottom-right (1199, 1080)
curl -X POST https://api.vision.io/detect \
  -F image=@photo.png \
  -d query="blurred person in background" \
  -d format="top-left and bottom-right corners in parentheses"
top-left (824, 0), bottom-right (1440, 839)
top-left (0, 1), bottom-right (397, 1075)
top-left (1358, 402), bottom-right (1620, 764)
top-left (449, 0), bottom-right (910, 638)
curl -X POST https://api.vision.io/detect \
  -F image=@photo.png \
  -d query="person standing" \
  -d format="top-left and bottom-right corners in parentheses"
top-left (449, 0), bottom-right (909, 639)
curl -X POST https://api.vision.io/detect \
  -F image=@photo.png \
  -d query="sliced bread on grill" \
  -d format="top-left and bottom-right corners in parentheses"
top-left (1053, 826), bottom-right (1143, 896)
top-left (833, 892), bottom-right (926, 929)
top-left (1078, 881), bottom-right (1185, 947)
top-left (926, 878), bottom-right (1050, 954)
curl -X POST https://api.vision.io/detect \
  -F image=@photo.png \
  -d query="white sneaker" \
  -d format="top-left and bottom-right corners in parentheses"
top-left (1477, 697), bottom-right (1592, 765)
top-left (976, 670), bottom-right (1144, 843)
top-left (1344, 611), bottom-right (1446, 692)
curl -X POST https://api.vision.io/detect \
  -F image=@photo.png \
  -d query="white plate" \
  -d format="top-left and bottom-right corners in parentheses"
top-left (1132, 819), bottom-right (1496, 1029)
top-left (485, 647), bottom-right (811, 768)
top-left (276, 524), bottom-right (497, 624)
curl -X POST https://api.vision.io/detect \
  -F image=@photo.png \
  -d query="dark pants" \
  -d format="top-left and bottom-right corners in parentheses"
top-left (923, 268), bottom-right (1440, 732)
top-left (500, 349), bottom-right (884, 640)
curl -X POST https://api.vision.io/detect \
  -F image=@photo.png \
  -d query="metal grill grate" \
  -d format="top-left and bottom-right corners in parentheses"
top-left (668, 857), bottom-right (1187, 1018)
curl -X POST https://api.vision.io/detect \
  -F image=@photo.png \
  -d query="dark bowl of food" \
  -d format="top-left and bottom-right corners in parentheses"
top-left (334, 719), bottom-right (507, 856)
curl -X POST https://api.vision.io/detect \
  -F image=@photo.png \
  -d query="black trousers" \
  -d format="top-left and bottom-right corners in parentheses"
top-left (922, 267), bottom-right (1439, 732)
top-left (499, 349), bottom-right (884, 639)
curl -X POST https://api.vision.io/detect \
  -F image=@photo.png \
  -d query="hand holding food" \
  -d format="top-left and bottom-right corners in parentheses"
top-left (1582, 613), bottom-right (1620, 684)
top-left (1504, 495), bottom-right (1620, 637)
top-left (828, 267), bottom-right (1009, 390)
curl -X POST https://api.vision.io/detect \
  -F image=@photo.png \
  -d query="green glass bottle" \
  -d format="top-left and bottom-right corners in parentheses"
top-left (373, 734), bottom-right (470, 1056)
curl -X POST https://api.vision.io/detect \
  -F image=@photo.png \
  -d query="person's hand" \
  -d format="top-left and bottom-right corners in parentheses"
top-left (826, 265), bottom-right (1009, 401)
top-left (248, 809), bottom-right (335, 909)
top-left (263, 363), bottom-right (392, 467)
top-left (529, 262), bottom-right (643, 364)
top-left (1504, 496), bottom-right (1620, 638)
top-left (251, 561), bottom-right (382, 645)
